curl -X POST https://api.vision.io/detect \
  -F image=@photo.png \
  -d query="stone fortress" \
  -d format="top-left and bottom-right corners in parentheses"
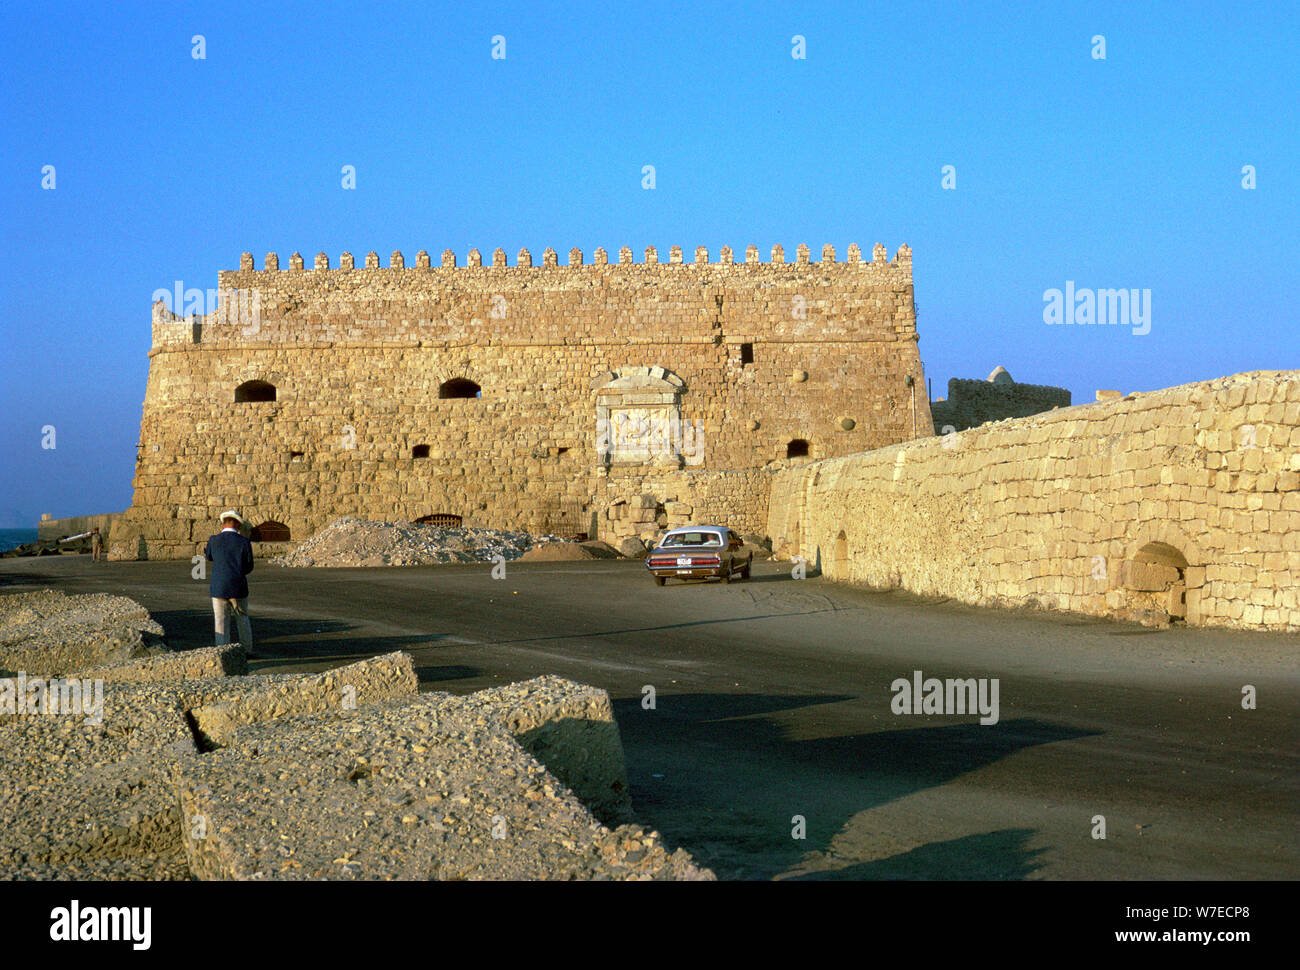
top-left (107, 242), bottom-right (1299, 634)
top-left (110, 242), bottom-right (930, 560)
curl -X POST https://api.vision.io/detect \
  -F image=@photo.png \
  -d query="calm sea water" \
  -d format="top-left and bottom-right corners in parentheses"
top-left (0, 528), bottom-right (38, 552)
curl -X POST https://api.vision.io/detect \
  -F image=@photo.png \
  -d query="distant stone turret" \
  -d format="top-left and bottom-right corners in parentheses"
top-left (931, 367), bottom-right (1070, 434)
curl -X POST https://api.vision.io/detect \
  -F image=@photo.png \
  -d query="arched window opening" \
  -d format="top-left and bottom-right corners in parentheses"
top-left (235, 380), bottom-right (276, 403)
top-left (439, 378), bottom-right (481, 399)
top-left (250, 520), bottom-right (291, 542)
top-left (786, 438), bottom-right (811, 459)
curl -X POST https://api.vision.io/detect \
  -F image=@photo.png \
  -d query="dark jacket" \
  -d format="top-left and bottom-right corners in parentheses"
top-left (205, 529), bottom-right (254, 599)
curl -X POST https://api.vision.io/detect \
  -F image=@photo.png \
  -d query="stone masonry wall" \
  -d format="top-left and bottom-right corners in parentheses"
top-left (112, 242), bottom-right (931, 559)
top-left (37, 513), bottom-right (121, 541)
top-left (930, 376), bottom-right (1071, 434)
top-left (767, 371), bottom-right (1300, 632)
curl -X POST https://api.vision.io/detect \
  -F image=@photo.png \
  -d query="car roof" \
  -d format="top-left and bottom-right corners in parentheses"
top-left (664, 525), bottom-right (729, 535)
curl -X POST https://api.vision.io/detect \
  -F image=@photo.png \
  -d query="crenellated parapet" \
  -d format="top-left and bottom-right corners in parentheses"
top-left (225, 243), bottom-right (913, 273)
top-left (150, 240), bottom-right (921, 355)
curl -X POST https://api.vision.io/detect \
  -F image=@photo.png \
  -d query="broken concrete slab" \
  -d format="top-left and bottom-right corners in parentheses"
top-left (80, 644), bottom-right (248, 684)
top-left (180, 651), bottom-right (418, 748)
top-left (0, 589), bottom-right (165, 676)
top-left (1, 590), bottom-right (711, 881)
top-left (0, 681), bottom-right (199, 872)
top-left (464, 675), bottom-right (632, 825)
top-left (0, 653), bottom-right (415, 873)
top-left (174, 692), bottom-right (710, 880)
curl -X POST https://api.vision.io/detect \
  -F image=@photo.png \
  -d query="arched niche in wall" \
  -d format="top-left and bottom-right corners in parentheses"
top-left (592, 366), bottom-right (689, 468)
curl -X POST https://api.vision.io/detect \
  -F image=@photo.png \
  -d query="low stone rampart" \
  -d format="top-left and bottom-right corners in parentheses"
top-left (768, 371), bottom-right (1299, 631)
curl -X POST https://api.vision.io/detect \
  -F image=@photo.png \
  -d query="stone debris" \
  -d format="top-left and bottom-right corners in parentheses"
top-left (619, 537), bottom-right (651, 559)
top-left (0, 536), bottom-right (96, 559)
top-left (577, 540), bottom-right (622, 559)
top-left (0, 589), bottom-right (712, 881)
top-left (273, 518), bottom-right (629, 568)
top-left (519, 541), bottom-right (599, 562)
top-left (270, 517), bottom-right (565, 568)
top-left (0, 589), bottom-right (165, 676)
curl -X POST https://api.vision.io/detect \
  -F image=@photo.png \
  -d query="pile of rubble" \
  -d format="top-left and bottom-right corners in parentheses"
top-left (519, 539), bottom-right (622, 562)
top-left (271, 517), bottom-right (559, 568)
top-left (0, 589), bottom-right (711, 881)
top-left (273, 518), bottom-right (635, 568)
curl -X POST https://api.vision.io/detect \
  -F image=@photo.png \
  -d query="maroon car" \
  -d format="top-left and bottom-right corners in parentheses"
top-left (645, 526), bottom-right (752, 586)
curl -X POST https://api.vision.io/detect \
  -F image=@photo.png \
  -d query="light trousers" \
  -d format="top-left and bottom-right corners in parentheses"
top-left (212, 597), bottom-right (252, 648)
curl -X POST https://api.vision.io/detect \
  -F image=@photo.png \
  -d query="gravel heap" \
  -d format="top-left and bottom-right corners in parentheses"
top-left (270, 517), bottom-right (569, 568)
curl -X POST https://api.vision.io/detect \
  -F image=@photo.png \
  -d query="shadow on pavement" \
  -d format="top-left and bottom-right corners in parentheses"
top-left (413, 664), bottom-right (481, 684)
top-left (783, 828), bottom-right (1045, 881)
top-left (149, 609), bottom-right (468, 663)
top-left (614, 691), bottom-right (1094, 880)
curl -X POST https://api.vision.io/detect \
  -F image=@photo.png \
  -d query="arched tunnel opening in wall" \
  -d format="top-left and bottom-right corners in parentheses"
top-left (1122, 540), bottom-right (1189, 623)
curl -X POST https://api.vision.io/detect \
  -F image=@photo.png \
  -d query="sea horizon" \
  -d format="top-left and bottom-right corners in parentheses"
top-left (0, 528), bottom-right (38, 552)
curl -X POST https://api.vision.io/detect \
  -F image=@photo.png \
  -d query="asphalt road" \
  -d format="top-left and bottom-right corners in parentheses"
top-left (3, 553), bottom-right (1296, 880)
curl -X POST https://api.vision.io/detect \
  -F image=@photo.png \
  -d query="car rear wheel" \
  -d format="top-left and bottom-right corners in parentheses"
top-left (654, 576), bottom-right (666, 587)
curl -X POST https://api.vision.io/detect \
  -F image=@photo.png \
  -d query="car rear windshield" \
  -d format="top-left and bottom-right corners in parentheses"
top-left (663, 532), bottom-right (723, 547)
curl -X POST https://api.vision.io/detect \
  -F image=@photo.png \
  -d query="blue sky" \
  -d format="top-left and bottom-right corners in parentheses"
top-left (1, 0), bottom-right (1296, 526)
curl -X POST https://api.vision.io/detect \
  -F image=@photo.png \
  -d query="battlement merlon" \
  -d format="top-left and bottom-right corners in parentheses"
top-left (149, 243), bottom-right (917, 352)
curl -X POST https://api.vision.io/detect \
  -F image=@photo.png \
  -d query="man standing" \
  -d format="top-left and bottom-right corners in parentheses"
top-left (205, 510), bottom-right (254, 655)
top-left (90, 527), bottom-right (103, 563)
